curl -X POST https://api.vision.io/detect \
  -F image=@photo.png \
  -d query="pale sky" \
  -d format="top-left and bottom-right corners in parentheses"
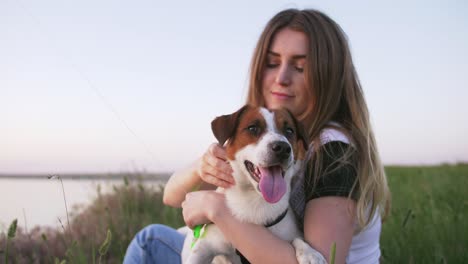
top-left (2, 0), bottom-right (467, 174)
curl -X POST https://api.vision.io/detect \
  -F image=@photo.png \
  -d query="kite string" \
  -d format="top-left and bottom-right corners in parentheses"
top-left (12, 0), bottom-right (163, 171)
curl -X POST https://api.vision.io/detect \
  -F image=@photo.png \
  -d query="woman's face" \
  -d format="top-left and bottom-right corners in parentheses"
top-left (262, 28), bottom-right (309, 117)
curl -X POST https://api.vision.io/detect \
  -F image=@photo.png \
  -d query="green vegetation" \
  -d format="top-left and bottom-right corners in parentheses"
top-left (0, 179), bottom-right (183, 263)
top-left (380, 164), bottom-right (467, 263)
top-left (0, 164), bottom-right (466, 263)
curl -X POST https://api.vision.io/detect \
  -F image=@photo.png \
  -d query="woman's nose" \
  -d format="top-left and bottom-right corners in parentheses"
top-left (275, 65), bottom-right (291, 87)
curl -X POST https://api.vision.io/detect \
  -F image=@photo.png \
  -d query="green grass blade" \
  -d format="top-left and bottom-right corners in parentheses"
top-left (329, 242), bottom-right (336, 264)
top-left (99, 229), bottom-right (112, 256)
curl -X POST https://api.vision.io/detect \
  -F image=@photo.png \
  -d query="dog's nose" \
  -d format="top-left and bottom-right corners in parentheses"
top-left (271, 141), bottom-right (291, 160)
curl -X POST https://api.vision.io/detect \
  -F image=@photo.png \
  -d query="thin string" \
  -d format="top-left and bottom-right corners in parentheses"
top-left (12, 0), bottom-right (163, 171)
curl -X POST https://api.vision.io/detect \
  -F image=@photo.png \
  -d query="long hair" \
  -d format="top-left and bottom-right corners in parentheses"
top-left (246, 9), bottom-right (391, 229)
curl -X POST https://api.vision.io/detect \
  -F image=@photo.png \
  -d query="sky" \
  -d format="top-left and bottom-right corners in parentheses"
top-left (1, 0), bottom-right (467, 174)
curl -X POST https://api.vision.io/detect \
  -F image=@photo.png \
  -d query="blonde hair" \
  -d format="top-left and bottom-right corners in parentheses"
top-left (246, 9), bottom-right (390, 229)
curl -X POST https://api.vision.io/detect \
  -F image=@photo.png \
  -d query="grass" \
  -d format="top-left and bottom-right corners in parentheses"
top-left (0, 164), bottom-right (466, 263)
top-left (0, 178), bottom-right (184, 263)
top-left (380, 164), bottom-right (468, 263)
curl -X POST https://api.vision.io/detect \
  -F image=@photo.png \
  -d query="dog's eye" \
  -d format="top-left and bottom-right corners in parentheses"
top-left (247, 125), bottom-right (259, 135)
top-left (285, 127), bottom-right (295, 138)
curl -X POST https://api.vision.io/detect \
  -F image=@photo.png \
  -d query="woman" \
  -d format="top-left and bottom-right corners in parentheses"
top-left (124, 8), bottom-right (390, 264)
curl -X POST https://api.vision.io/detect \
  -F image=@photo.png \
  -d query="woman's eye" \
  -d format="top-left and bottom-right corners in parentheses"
top-left (295, 66), bottom-right (304, 73)
top-left (266, 62), bottom-right (279, 68)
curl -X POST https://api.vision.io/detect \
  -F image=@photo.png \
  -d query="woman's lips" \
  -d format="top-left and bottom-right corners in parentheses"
top-left (271, 91), bottom-right (294, 100)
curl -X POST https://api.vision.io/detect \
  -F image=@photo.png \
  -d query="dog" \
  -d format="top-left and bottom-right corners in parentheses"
top-left (181, 105), bottom-right (325, 264)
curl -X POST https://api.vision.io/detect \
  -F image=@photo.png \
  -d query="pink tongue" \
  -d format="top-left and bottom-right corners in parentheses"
top-left (258, 166), bottom-right (286, 203)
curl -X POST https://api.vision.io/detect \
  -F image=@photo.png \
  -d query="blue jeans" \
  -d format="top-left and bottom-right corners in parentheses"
top-left (123, 224), bottom-right (186, 264)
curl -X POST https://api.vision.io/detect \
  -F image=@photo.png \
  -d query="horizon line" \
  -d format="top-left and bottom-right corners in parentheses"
top-left (1, 161), bottom-right (468, 177)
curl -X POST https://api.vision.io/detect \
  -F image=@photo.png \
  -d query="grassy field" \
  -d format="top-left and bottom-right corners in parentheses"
top-left (380, 164), bottom-right (467, 263)
top-left (1, 164), bottom-right (466, 263)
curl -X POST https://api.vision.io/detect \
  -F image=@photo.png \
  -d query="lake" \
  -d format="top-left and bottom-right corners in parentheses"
top-left (0, 174), bottom-right (169, 233)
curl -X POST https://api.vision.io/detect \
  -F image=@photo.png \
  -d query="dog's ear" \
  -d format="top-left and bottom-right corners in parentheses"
top-left (293, 116), bottom-right (309, 161)
top-left (211, 105), bottom-right (249, 146)
top-left (295, 120), bottom-right (309, 156)
top-left (285, 109), bottom-right (309, 152)
top-left (295, 120), bottom-right (309, 152)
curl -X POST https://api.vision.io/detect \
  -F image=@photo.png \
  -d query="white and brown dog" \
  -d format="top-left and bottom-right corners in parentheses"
top-left (181, 105), bottom-right (326, 264)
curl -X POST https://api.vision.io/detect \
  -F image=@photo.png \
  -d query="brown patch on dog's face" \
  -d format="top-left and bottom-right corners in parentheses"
top-left (272, 109), bottom-right (308, 160)
top-left (226, 108), bottom-right (266, 160)
top-left (211, 105), bottom-right (249, 146)
top-left (211, 105), bottom-right (308, 162)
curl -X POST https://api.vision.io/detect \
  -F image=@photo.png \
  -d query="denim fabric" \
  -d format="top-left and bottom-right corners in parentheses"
top-left (123, 224), bottom-right (185, 264)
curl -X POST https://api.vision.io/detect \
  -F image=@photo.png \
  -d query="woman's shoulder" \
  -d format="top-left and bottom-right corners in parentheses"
top-left (305, 123), bottom-right (351, 160)
top-left (318, 122), bottom-right (350, 146)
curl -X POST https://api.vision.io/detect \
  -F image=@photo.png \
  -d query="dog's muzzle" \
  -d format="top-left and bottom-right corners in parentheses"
top-left (269, 141), bottom-right (291, 164)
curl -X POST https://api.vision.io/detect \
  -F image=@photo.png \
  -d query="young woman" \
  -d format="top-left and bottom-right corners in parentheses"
top-left (124, 8), bottom-right (390, 264)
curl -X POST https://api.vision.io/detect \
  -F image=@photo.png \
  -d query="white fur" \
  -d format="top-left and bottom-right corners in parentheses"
top-left (293, 239), bottom-right (327, 264)
top-left (182, 108), bottom-right (323, 264)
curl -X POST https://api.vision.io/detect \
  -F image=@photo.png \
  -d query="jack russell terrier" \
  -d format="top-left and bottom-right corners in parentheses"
top-left (181, 105), bottom-right (327, 264)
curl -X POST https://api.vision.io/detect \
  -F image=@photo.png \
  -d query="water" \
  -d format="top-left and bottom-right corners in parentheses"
top-left (0, 176), bottom-right (167, 233)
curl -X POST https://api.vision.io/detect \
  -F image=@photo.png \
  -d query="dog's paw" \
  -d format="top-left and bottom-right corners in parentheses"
top-left (212, 254), bottom-right (240, 264)
top-left (292, 238), bottom-right (327, 264)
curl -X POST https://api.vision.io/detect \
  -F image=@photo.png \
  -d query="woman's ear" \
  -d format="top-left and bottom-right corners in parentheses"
top-left (211, 105), bottom-right (250, 146)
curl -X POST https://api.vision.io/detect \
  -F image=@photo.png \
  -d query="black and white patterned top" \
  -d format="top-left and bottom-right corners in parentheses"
top-left (289, 127), bottom-right (358, 229)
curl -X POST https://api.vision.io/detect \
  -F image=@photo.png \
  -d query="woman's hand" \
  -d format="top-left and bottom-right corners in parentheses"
top-left (197, 143), bottom-right (235, 188)
top-left (163, 143), bottom-right (234, 208)
top-left (181, 190), bottom-right (227, 228)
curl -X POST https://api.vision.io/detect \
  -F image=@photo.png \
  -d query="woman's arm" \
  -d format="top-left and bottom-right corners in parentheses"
top-left (163, 158), bottom-right (210, 207)
top-left (303, 196), bottom-right (356, 264)
top-left (216, 196), bottom-right (355, 264)
top-left (183, 191), bottom-right (356, 264)
top-left (214, 211), bottom-right (299, 264)
top-left (182, 190), bottom-right (299, 264)
top-left (299, 141), bottom-right (357, 263)
top-left (163, 143), bottom-right (235, 208)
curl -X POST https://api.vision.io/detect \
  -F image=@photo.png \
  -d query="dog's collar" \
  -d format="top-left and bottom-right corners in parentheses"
top-left (264, 208), bottom-right (288, 228)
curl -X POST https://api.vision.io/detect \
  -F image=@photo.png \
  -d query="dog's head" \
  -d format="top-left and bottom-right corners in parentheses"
top-left (211, 105), bottom-right (308, 204)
